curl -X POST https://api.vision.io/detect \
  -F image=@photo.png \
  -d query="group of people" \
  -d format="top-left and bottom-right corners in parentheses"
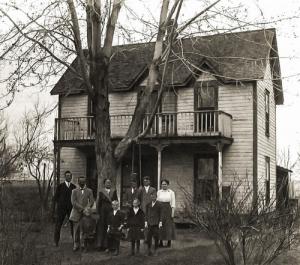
top-left (53, 171), bottom-right (176, 257)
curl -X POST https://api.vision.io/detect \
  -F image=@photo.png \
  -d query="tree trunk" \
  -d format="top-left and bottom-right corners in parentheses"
top-left (92, 54), bottom-right (116, 192)
top-left (114, 0), bottom-right (171, 161)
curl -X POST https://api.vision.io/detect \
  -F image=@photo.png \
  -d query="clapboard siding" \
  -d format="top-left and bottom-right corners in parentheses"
top-left (257, 60), bottom-right (277, 200)
top-left (177, 87), bottom-right (194, 112)
top-left (59, 147), bottom-right (86, 183)
top-left (109, 92), bottom-right (137, 115)
top-left (60, 95), bottom-right (88, 118)
top-left (219, 83), bottom-right (254, 194)
top-left (109, 92), bottom-right (137, 137)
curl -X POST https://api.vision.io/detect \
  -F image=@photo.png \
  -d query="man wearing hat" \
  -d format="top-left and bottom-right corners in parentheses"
top-left (124, 173), bottom-right (140, 209)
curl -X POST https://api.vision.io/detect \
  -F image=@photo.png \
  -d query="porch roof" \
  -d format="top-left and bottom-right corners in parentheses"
top-left (50, 28), bottom-right (283, 104)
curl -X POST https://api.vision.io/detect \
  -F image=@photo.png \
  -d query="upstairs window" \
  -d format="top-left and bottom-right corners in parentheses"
top-left (195, 82), bottom-right (217, 110)
top-left (265, 156), bottom-right (271, 205)
top-left (265, 90), bottom-right (270, 137)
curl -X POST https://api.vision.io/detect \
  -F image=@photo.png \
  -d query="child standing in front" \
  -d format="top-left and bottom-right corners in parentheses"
top-left (107, 200), bottom-right (125, 256)
top-left (126, 198), bottom-right (145, 256)
top-left (145, 192), bottom-right (162, 256)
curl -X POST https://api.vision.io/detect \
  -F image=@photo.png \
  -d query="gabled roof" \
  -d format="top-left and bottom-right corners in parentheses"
top-left (50, 28), bottom-right (283, 104)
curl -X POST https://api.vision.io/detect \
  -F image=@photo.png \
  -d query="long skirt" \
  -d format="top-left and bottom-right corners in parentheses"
top-left (159, 202), bottom-right (176, 240)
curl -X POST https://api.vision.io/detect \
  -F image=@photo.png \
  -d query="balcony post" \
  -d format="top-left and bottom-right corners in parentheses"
top-left (216, 142), bottom-right (223, 200)
top-left (153, 144), bottom-right (168, 190)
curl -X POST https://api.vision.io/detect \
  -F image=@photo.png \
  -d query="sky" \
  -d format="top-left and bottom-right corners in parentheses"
top-left (2, 0), bottom-right (300, 174)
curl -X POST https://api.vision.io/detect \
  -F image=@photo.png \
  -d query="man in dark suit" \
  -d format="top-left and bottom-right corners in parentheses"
top-left (53, 170), bottom-right (76, 247)
top-left (69, 176), bottom-right (94, 251)
top-left (139, 176), bottom-right (156, 214)
top-left (124, 176), bottom-right (140, 208)
top-left (145, 191), bottom-right (162, 256)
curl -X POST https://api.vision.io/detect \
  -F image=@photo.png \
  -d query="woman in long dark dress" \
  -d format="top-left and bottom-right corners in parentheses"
top-left (126, 198), bottom-right (145, 256)
top-left (157, 179), bottom-right (176, 248)
top-left (95, 178), bottom-right (118, 251)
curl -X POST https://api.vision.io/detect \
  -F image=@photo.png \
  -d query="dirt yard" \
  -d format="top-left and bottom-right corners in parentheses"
top-left (36, 222), bottom-right (300, 265)
top-left (2, 182), bottom-right (300, 265)
top-left (38, 224), bottom-right (222, 265)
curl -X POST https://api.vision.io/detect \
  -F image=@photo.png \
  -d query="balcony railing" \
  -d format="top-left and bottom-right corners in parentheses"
top-left (54, 111), bottom-right (232, 141)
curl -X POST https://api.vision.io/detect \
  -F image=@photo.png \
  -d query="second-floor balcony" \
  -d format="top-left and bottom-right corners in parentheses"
top-left (54, 110), bottom-right (232, 142)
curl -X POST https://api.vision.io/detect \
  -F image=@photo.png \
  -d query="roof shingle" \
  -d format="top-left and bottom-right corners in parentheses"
top-left (50, 28), bottom-right (283, 104)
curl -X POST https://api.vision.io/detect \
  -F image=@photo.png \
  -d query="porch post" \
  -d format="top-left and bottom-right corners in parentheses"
top-left (217, 142), bottom-right (223, 200)
top-left (53, 146), bottom-right (58, 195)
top-left (157, 147), bottom-right (162, 190)
top-left (153, 144), bottom-right (167, 190)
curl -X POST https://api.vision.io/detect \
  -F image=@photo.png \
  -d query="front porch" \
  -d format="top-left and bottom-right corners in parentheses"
top-left (64, 141), bottom-right (230, 222)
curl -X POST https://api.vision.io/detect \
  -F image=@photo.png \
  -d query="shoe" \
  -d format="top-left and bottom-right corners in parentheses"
top-left (112, 250), bottom-right (119, 256)
top-left (73, 246), bottom-right (79, 252)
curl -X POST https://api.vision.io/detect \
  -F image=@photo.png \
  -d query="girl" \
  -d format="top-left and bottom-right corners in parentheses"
top-left (126, 198), bottom-right (145, 256)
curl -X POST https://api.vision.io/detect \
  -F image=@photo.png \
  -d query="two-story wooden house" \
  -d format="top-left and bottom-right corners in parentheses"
top-left (51, 28), bottom-right (283, 219)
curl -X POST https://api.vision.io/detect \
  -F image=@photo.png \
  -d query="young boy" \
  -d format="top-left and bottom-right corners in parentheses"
top-left (107, 200), bottom-right (125, 256)
top-left (145, 192), bottom-right (162, 256)
top-left (80, 207), bottom-right (97, 252)
top-left (126, 198), bottom-right (145, 256)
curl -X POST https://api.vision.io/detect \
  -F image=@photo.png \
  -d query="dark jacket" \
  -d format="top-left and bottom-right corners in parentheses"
top-left (53, 182), bottom-right (76, 213)
top-left (139, 186), bottom-right (156, 213)
top-left (145, 201), bottom-right (162, 226)
top-left (126, 208), bottom-right (145, 229)
top-left (123, 188), bottom-right (140, 207)
top-left (107, 210), bottom-right (125, 229)
top-left (97, 189), bottom-right (118, 219)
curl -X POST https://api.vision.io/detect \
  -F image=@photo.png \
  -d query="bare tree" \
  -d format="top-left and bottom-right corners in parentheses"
top-left (19, 105), bottom-right (54, 213)
top-left (0, 0), bottom-right (225, 190)
top-left (277, 147), bottom-right (299, 171)
top-left (0, 0), bottom-right (296, 190)
top-left (182, 178), bottom-right (299, 265)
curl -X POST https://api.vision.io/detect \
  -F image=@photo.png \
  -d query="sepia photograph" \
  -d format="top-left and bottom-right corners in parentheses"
top-left (1, 0), bottom-right (300, 264)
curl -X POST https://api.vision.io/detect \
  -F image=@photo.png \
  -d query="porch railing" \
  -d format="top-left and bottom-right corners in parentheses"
top-left (54, 110), bottom-right (232, 141)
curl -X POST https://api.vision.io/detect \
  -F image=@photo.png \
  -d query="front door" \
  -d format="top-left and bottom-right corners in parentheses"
top-left (194, 154), bottom-right (218, 203)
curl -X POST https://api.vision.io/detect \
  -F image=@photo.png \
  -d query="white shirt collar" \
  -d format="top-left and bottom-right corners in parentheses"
top-left (133, 207), bottom-right (139, 214)
top-left (65, 181), bottom-right (70, 188)
top-left (113, 209), bottom-right (118, 216)
top-left (145, 186), bottom-right (150, 192)
top-left (151, 200), bottom-right (156, 207)
top-left (105, 188), bottom-right (110, 193)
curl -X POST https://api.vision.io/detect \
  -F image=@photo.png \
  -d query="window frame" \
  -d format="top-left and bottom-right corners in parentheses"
top-left (265, 90), bottom-right (270, 137)
top-left (194, 81), bottom-right (218, 111)
top-left (265, 156), bottom-right (271, 205)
